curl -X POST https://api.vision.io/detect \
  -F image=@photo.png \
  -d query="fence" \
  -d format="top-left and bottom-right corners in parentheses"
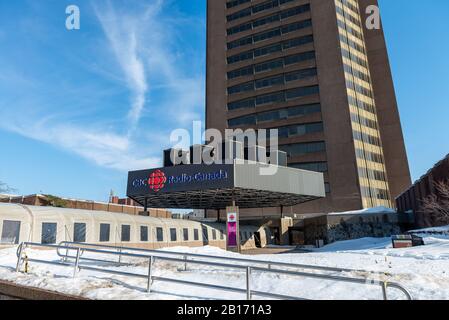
top-left (15, 242), bottom-right (413, 300)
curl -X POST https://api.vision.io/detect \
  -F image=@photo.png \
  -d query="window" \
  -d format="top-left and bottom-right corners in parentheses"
top-left (228, 115), bottom-right (256, 127)
top-left (156, 227), bottom-right (164, 242)
top-left (280, 141), bottom-right (326, 157)
top-left (170, 228), bottom-right (177, 242)
top-left (41, 223), bottom-right (57, 244)
top-left (228, 98), bottom-right (255, 111)
top-left (140, 226), bottom-right (149, 242)
top-left (212, 229), bottom-right (217, 240)
top-left (73, 223), bottom-right (86, 243)
top-left (194, 229), bottom-right (199, 241)
top-left (285, 86), bottom-right (319, 100)
top-left (1, 220), bottom-right (21, 244)
top-left (99, 224), bottom-right (110, 242)
top-left (227, 0), bottom-right (251, 9)
top-left (255, 75), bottom-right (284, 89)
top-left (202, 227), bottom-right (209, 242)
top-left (227, 4), bottom-right (310, 36)
top-left (255, 59), bottom-right (284, 74)
top-left (121, 225), bottom-right (131, 242)
top-left (227, 35), bottom-right (313, 65)
top-left (183, 228), bottom-right (189, 241)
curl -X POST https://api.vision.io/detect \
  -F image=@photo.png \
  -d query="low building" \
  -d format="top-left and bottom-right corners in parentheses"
top-left (288, 207), bottom-right (402, 246)
top-left (396, 154), bottom-right (449, 228)
top-left (0, 194), bottom-right (172, 219)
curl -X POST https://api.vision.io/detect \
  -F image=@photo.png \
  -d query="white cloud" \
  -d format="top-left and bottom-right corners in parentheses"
top-left (0, 0), bottom-right (204, 173)
top-left (2, 119), bottom-right (160, 171)
top-left (95, 1), bottom-right (152, 129)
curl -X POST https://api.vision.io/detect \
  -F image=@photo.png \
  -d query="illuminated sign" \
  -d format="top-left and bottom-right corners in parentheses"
top-left (127, 164), bottom-right (234, 196)
top-left (227, 212), bottom-right (238, 248)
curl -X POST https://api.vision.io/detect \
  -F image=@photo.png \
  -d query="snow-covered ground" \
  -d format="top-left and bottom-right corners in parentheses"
top-left (1, 235), bottom-right (449, 300)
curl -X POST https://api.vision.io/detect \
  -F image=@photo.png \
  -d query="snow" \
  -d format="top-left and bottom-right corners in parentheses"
top-left (1, 235), bottom-right (449, 300)
top-left (327, 206), bottom-right (396, 216)
top-left (409, 225), bottom-right (449, 235)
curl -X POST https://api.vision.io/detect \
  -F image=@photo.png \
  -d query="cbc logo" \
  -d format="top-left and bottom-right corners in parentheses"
top-left (132, 179), bottom-right (148, 188)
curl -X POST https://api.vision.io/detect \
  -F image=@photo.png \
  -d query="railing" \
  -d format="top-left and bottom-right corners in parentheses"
top-left (15, 242), bottom-right (413, 300)
top-left (56, 241), bottom-right (385, 275)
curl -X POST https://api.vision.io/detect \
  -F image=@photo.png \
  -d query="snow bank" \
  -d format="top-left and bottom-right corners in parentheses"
top-left (1, 237), bottom-right (449, 300)
top-left (327, 206), bottom-right (396, 216)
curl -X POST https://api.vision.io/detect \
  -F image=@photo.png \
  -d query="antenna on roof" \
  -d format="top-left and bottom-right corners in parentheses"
top-left (109, 189), bottom-right (115, 203)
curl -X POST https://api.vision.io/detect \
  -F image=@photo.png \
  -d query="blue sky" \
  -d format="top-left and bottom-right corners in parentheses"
top-left (0, 0), bottom-right (448, 202)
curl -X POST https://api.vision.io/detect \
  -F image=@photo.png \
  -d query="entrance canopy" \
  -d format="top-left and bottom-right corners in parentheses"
top-left (127, 161), bottom-right (325, 210)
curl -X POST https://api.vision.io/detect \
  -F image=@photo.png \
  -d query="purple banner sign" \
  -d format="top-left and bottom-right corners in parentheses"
top-left (227, 213), bottom-right (237, 247)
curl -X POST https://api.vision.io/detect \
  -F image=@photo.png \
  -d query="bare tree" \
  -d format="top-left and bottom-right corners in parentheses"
top-left (420, 179), bottom-right (449, 226)
top-left (0, 181), bottom-right (11, 193)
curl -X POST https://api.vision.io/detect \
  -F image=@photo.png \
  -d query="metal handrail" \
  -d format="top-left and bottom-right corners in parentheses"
top-left (15, 242), bottom-right (413, 300)
top-left (55, 241), bottom-right (387, 276)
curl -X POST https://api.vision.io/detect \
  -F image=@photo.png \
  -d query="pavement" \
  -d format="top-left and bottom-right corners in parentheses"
top-left (242, 246), bottom-right (311, 255)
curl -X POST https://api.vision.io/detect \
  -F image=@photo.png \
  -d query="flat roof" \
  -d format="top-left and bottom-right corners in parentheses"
top-left (127, 161), bottom-right (325, 209)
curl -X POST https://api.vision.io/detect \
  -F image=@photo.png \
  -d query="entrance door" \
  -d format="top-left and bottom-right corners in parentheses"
top-left (289, 228), bottom-right (305, 246)
top-left (270, 227), bottom-right (280, 245)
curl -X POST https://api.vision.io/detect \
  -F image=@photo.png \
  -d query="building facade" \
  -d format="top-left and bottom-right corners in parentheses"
top-left (396, 154), bottom-right (449, 228)
top-left (206, 0), bottom-right (411, 216)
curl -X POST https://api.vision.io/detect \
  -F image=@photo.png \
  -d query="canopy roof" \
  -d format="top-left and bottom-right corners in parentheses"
top-left (127, 162), bottom-right (325, 210)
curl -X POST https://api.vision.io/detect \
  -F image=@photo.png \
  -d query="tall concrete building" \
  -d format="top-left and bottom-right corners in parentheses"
top-left (206, 0), bottom-right (411, 216)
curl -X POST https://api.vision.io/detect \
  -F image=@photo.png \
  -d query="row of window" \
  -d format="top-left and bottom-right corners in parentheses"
top-left (227, 0), bottom-right (295, 22)
top-left (361, 186), bottom-right (390, 201)
top-left (335, 2), bottom-right (362, 29)
top-left (341, 48), bottom-right (368, 69)
top-left (339, 33), bottom-right (366, 55)
top-left (338, 0), bottom-right (360, 16)
top-left (228, 103), bottom-right (321, 127)
top-left (227, 35), bottom-right (313, 65)
top-left (355, 148), bottom-right (385, 165)
top-left (353, 130), bottom-right (381, 147)
top-left (347, 95), bottom-right (376, 115)
top-left (227, 19), bottom-right (312, 50)
top-left (344, 63), bottom-right (371, 84)
top-left (36, 222), bottom-right (230, 245)
top-left (279, 141), bottom-right (326, 157)
top-left (337, 18), bottom-right (364, 42)
top-left (0, 220), bottom-right (261, 245)
top-left (276, 122), bottom-right (323, 139)
top-left (289, 161), bottom-right (328, 173)
top-left (351, 113), bottom-right (378, 130)
top-left (228, 68), bottom-right (317, 95)
top-left (226, 0), bottom-right (250, 9)
top-left (346, 80), bottom-right (373, 99)
top-left (358, 167), bottom-right (387, 182)
top-left (227, 3), bottom-right (311, 35)
top-left (228, 85), bottom-right (319, 111)
top-left (228, 51), bottom-right (315, 80)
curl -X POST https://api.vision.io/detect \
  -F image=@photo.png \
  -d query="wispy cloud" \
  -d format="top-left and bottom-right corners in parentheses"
top-left (0, 0), bottom-right (205, 173)
top-left (95, 1), bottom-right (155, 130)
top-left (2, 118), bottom-right (160, 171)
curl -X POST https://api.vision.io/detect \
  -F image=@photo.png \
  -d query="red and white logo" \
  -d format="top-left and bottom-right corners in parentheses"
top-left (148, 170), bottom-right (167, 192)
top-left (227, 213), bottom-right (237, 222)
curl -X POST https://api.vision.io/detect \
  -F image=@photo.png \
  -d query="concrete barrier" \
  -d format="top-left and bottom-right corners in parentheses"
top-left (0, 279), bottom-right (89, 300)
